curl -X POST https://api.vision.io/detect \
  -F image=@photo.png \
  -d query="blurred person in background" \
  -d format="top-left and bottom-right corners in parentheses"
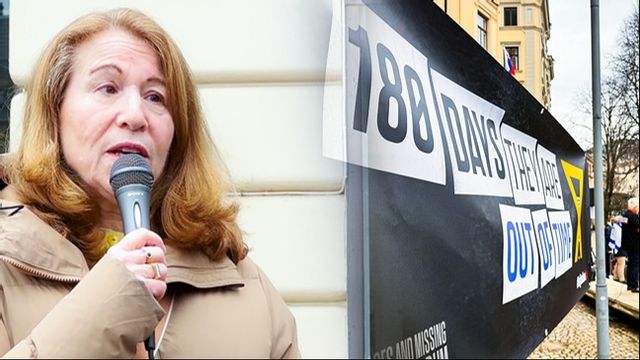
top-left (605, 215), bottom-right (616, 277)
top-left (608, 214), bottom-right (626, 282)
top-left (620, 197), bottom-right (639, 292)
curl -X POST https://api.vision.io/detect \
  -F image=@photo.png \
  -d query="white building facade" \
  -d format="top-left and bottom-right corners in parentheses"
top-left (8, 0), bottom-right (347, 357)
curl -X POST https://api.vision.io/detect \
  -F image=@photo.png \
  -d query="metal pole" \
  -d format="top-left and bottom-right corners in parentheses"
top-left (590, 0), bottom-right (610, 358)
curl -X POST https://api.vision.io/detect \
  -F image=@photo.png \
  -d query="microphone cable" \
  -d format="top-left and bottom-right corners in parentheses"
top-left (145, 334), bottom-right (156, 360)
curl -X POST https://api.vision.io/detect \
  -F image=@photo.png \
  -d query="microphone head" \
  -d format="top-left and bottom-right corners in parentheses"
top-left (109, 154), bottom-right (154, 193)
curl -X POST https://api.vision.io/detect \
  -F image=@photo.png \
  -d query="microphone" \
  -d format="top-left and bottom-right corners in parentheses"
top-left (109, 154), bottom-right (157, 360)
top-left (109, 154), bottom-right (154, 233)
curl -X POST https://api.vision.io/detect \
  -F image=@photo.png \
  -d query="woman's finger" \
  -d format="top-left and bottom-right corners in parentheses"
top-left (128, 263), bottom-right (168, 281)
top-left (137, 277), bottom-right (167, 300)
top-left (108, 245), bottom-right (165, 265)
top-left (116, 228), bottom-right (166, 252)
top-left (106, 229), bottom-right (167, 266)
top-left (138, 246), bottom-right (167, 265)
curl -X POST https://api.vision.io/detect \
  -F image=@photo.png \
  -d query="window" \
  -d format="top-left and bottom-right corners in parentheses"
top-left (525, 7), bottom-right (533, 25)
top-left (504, 7), bottom-right (517, 26)
top-left (505, 46), bottom-right (519, 70)
top-left (476, 13), bottom-right (488, 49)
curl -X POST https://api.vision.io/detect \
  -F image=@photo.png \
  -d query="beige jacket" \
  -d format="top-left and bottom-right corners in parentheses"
top-left (0, 185), bottom-right (300, 358)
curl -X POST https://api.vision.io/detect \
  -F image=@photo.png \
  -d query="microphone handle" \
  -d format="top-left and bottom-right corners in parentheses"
top-left (115, 184), bottom-right (155, 359)
top-left (115, 184), bottom-right (151, 233)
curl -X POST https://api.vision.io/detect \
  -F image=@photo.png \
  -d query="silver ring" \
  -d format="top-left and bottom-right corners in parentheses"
top-left (142, 248), bottom-right (152, 263)
top-left (151, 263), bottom-right (162, 280)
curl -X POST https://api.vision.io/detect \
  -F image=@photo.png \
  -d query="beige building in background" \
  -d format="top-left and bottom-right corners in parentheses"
top-left (433, 0), bottom-right (553, 109)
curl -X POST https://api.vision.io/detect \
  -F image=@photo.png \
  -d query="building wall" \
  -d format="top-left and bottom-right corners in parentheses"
top-left (433, 0), bottom-right (501, 62)
top-left (498, 0), bottom-right (552, 108)
top-left (8, 0), bottom-right (347, 357)
top-left (434, 0), bottom-right (553, 108)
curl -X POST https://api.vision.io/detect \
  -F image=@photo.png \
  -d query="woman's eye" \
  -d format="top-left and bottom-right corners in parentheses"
top-left (147, 93), bottom-right (165, 104)
top-left (99, 84), bottom-right (117, 94)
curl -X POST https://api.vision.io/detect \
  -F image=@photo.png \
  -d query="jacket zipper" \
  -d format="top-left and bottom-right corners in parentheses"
top-left (0, 255), bottom-right (82, 283)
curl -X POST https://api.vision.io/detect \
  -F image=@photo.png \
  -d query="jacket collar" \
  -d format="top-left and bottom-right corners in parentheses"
top-left (0, 184), bottom-right (244, 289)
top-left (0, 195), bottom-right (90, 279)
top-left (165, 246), bottom-right (244, 289)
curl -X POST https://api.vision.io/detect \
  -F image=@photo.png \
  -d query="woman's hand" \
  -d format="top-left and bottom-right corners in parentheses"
top-left (106, 228), bottom-right (168, 300)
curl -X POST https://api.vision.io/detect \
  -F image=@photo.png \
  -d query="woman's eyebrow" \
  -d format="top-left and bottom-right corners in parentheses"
top-left (146, 77), bottom-right (166, 87)
top-left (89, 63), bottom-right (166, 86)
top-left (89, 63), bottom-right (122, 75)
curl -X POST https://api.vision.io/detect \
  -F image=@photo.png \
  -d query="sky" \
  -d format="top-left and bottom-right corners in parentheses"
top-left (547, 0), bottom-right (638, 150)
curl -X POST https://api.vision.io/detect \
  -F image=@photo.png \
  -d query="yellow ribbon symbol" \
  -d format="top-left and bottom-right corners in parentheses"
top-left (560, 160), bottom-right (584, 263)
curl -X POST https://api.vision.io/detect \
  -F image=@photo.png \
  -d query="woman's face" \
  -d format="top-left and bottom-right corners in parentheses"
top-left (59, 29), bottom-right (174, 205)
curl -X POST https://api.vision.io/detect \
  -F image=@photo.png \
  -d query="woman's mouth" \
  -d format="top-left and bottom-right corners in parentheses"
top-left (107, 143), bottom-right (149, 158)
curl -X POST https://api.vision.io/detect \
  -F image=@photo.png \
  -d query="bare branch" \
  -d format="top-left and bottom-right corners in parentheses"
top-left (576, 7), bottom-right (640, 215)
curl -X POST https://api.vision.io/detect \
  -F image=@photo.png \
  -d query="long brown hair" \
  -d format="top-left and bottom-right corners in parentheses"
top-left (7, 8), bottom-right (247, 266)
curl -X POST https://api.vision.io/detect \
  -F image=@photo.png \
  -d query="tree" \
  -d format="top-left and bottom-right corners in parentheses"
top-left (606, 7), bottom-right (640, 214)
top-left (610, 8), bottom-right (639, 132)
top-left (578, 7), bottom-right (639, 216)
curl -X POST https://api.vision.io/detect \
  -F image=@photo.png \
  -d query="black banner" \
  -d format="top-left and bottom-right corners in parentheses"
top-left (336, 1), bottom-right (591, 358)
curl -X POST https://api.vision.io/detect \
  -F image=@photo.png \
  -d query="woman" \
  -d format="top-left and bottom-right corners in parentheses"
top-left (0, 8), bottom-right (299, 358)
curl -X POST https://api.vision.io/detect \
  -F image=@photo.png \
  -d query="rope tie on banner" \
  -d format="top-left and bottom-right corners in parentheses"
top-left (0, 203), bottom-right (24, 216)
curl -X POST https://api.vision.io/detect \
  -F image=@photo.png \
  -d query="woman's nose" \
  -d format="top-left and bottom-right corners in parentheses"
top-left (115, 88), bottom-right (147, 131)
